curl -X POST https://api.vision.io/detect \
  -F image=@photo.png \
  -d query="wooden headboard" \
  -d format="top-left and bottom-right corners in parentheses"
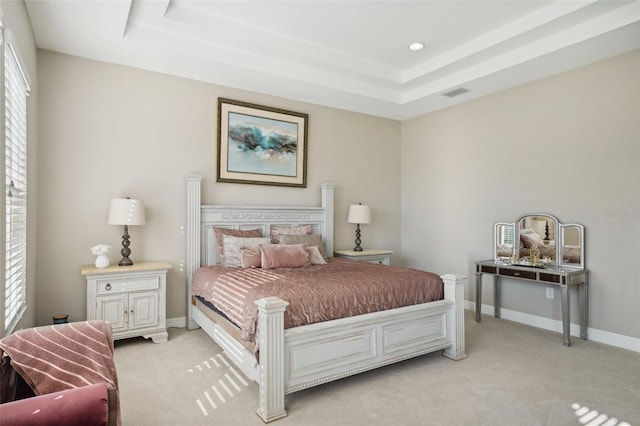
top-left (185, 175), bottom-right (335, 327)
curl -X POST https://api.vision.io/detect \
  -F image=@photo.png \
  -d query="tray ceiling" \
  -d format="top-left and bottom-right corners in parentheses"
top-left (24, 0), bottom-right (640, 119)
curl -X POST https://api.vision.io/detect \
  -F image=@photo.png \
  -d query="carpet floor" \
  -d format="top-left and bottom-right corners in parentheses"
top-left (114, 310), bottom-right (640, 425)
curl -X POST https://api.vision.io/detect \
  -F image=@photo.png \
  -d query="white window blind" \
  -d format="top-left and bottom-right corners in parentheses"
top-left (2, 28), bottom-right (30, 335)
top-left (499, 226), bottom-right (514, 246)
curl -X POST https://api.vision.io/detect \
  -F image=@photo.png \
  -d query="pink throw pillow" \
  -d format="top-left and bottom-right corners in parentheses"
top-left (279, 234), bottom-right (326, 257)
top-left (270, 225), bottom-right (312, 244)
top-left (240, 247), bottom-right (263, 268)
top-left (260, 244), bottom-right (311, 269)
top-left (308, 246), bottom-right (327, 265)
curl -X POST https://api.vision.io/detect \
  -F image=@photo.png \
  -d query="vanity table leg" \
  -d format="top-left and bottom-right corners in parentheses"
top-left (493, 275), bottom-right (501, 319)
top-left (560, 284), bottom-right (571, 346)
top-left (475, 272), bottom-right (483, 322)
top-left (579, 279), bottom-right (588, 340)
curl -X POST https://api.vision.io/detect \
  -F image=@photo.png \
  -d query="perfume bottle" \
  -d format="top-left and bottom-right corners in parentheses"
top-left (530, 246), bottom-right (541, 266)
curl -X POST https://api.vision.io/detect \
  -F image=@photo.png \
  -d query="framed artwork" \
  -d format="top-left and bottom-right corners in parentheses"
top-left (217, 98), bottom-right (308, 187)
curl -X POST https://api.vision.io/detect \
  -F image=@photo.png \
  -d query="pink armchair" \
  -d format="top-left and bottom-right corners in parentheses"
top-left (0, 320), bottom-right (120, 425)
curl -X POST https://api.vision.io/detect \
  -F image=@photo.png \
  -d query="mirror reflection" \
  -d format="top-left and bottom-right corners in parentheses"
top-left (518, 215), bottom-right (557, 264)
top-left (560, 224), bottom-right (584, 266)
top-left (494, 214), bottom-right (585, 269)
top-left (495, 222), bottom-right (515, 260)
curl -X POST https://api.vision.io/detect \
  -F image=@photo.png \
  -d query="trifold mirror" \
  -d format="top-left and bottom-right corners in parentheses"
top-left (494, 213), bottom-right (584, 269)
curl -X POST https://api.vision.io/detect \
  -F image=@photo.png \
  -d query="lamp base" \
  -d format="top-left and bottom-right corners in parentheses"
top-left (353, 224), bottom-right (363, 251)
top-left (118, 257), bottom-right (133, 266)
top-left (119, 224), bottom-right (134, 266)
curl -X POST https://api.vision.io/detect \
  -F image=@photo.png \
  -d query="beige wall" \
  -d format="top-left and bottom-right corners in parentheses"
top-left (31, 39), bottom-right (640, 342)
top-left (401, 50), bottom-right (640, 339)
top-left (1, 0), bottom-right (38, 333)
top-left (36, 51), bottom-right (401, 325)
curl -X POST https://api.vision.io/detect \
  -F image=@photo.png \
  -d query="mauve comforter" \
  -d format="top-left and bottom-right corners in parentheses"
top-left (193, 258), bottom-right (443, 343)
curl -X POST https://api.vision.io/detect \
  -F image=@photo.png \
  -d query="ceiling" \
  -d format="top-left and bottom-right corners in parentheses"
top-left (24, 0), bottom-right (640, 120)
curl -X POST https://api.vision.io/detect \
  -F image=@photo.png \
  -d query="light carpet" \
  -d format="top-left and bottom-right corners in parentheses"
top-left (114, 310), bottom-right (640, 425)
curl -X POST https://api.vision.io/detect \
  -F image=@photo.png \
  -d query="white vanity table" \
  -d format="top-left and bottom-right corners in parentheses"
top-left (476, 213), bottom-right (587, 346)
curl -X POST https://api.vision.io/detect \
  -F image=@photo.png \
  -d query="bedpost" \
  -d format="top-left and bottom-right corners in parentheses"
top-left (321, 183), bottom-right (335, 257)
top-left (441, 274), bottom-right (467, 360)
top-left (255, 297), bottom-right (290, 423)
top-left (186, 175), bottom-right (202, 330)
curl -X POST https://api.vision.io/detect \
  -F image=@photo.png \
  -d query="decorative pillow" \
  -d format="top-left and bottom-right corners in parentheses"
top-left (222, 235), bottom-right (271, 267)
top-left (260, 243), bottom-right (311, 269)
top-left (279, 234), bottom-right (326, 257)
top-left (520, 232), bottom-right (545, 249)
top-left (308, 246), bottom-right (328, 265)
top-left (214, 227), bottom-right (262, 264)
top-left (270, 225), bottom-right (312, 244)
top-left (240, 247), bottom-right (263, 268)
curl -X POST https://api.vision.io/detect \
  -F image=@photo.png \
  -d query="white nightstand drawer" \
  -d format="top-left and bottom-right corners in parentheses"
top-left (96, 276), bottom-right (159, 294)
top-left (362, 258), bottom-right (389, 265)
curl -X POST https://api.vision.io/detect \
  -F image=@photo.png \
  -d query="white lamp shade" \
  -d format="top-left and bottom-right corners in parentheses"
top-left (347, 204), bottom-right (371, 224)
top-left (108, 198), bottom-right (146, 226)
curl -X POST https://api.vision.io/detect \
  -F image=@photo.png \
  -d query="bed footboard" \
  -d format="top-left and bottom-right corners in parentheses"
top-left (255, 297), bottom-right (289, 423)
top-left (442, 274), bottom-right (467, 360)
top-left (254, 274), bottom-right (467, 422)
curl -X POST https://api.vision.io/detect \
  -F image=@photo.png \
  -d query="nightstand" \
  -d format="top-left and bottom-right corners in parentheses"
top-left (81, 261), bottom-right (171, 343)
top-left (333, 249), bottom-right (393, 265)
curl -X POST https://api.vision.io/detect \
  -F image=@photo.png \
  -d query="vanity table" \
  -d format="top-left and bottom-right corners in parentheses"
top-left (478, 213), bottom-right (588, 346)
top-left (475, 260), bottom-right (588, 346)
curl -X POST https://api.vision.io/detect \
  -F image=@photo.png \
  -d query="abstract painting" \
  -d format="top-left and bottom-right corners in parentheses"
top-left (217, 98), bottom-right (308, 187)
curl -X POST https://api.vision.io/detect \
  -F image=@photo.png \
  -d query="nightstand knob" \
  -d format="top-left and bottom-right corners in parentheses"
top-left (105, 283), bottom-right (112, 290)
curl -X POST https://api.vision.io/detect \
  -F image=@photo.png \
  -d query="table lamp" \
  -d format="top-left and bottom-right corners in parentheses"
top-left (347, 203), bottom-right (371, 251)
top-left (108, 198), bottom-right (145, 266)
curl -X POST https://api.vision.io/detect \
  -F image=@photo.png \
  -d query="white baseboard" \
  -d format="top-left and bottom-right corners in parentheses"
top-left (464, 300), bottom-right (640, 353)
top-left (167, 316), bottom-right (187, 329)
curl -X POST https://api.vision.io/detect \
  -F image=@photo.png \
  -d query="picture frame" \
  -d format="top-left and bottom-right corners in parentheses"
top-left (217, 98), bottom-right (308, 187)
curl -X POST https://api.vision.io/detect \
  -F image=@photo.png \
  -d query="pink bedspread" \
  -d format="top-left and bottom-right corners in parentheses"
top-left (193, 258), bottom-right (444, 342)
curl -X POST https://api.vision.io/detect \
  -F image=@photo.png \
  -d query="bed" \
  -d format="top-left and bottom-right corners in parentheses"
top-left (185, 175), bottom-right (467, 422)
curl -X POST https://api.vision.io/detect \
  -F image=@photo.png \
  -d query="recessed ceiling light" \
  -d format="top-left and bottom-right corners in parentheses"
top-left (408, 42), bottom-right (424, 51)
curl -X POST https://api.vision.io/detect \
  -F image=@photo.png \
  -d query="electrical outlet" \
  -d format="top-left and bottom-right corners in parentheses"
top-left (546, 287), bottom-right (554, 299)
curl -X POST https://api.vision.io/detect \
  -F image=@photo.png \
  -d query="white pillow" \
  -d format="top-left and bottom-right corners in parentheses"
top-left (222, 235), bottom-right (271, 267)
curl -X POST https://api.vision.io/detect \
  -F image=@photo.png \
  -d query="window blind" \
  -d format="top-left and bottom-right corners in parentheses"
top-left (3, 29), bottom-right (30, 335)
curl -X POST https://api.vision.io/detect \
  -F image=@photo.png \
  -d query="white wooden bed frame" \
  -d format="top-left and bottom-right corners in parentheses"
top-left (185, 175), bottom-right (466, 422)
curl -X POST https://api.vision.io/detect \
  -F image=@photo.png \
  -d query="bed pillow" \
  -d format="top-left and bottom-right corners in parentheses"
top-left (308, 246), bottom-right (328, 265)
top-left (222, 235), bottom-right (271, 267)
top-left (260, 243), bottom-right (311, 269)
top-left (270, 225), bottom-right (312, 244)
top-left (214, 227), bottom-right (262, 264)
top-left (279, 234), bottom-right (326, 257)
top-left (520, 232), bottom-right (545, 249)
top-left (240, 247), bottom-right (263, 268)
